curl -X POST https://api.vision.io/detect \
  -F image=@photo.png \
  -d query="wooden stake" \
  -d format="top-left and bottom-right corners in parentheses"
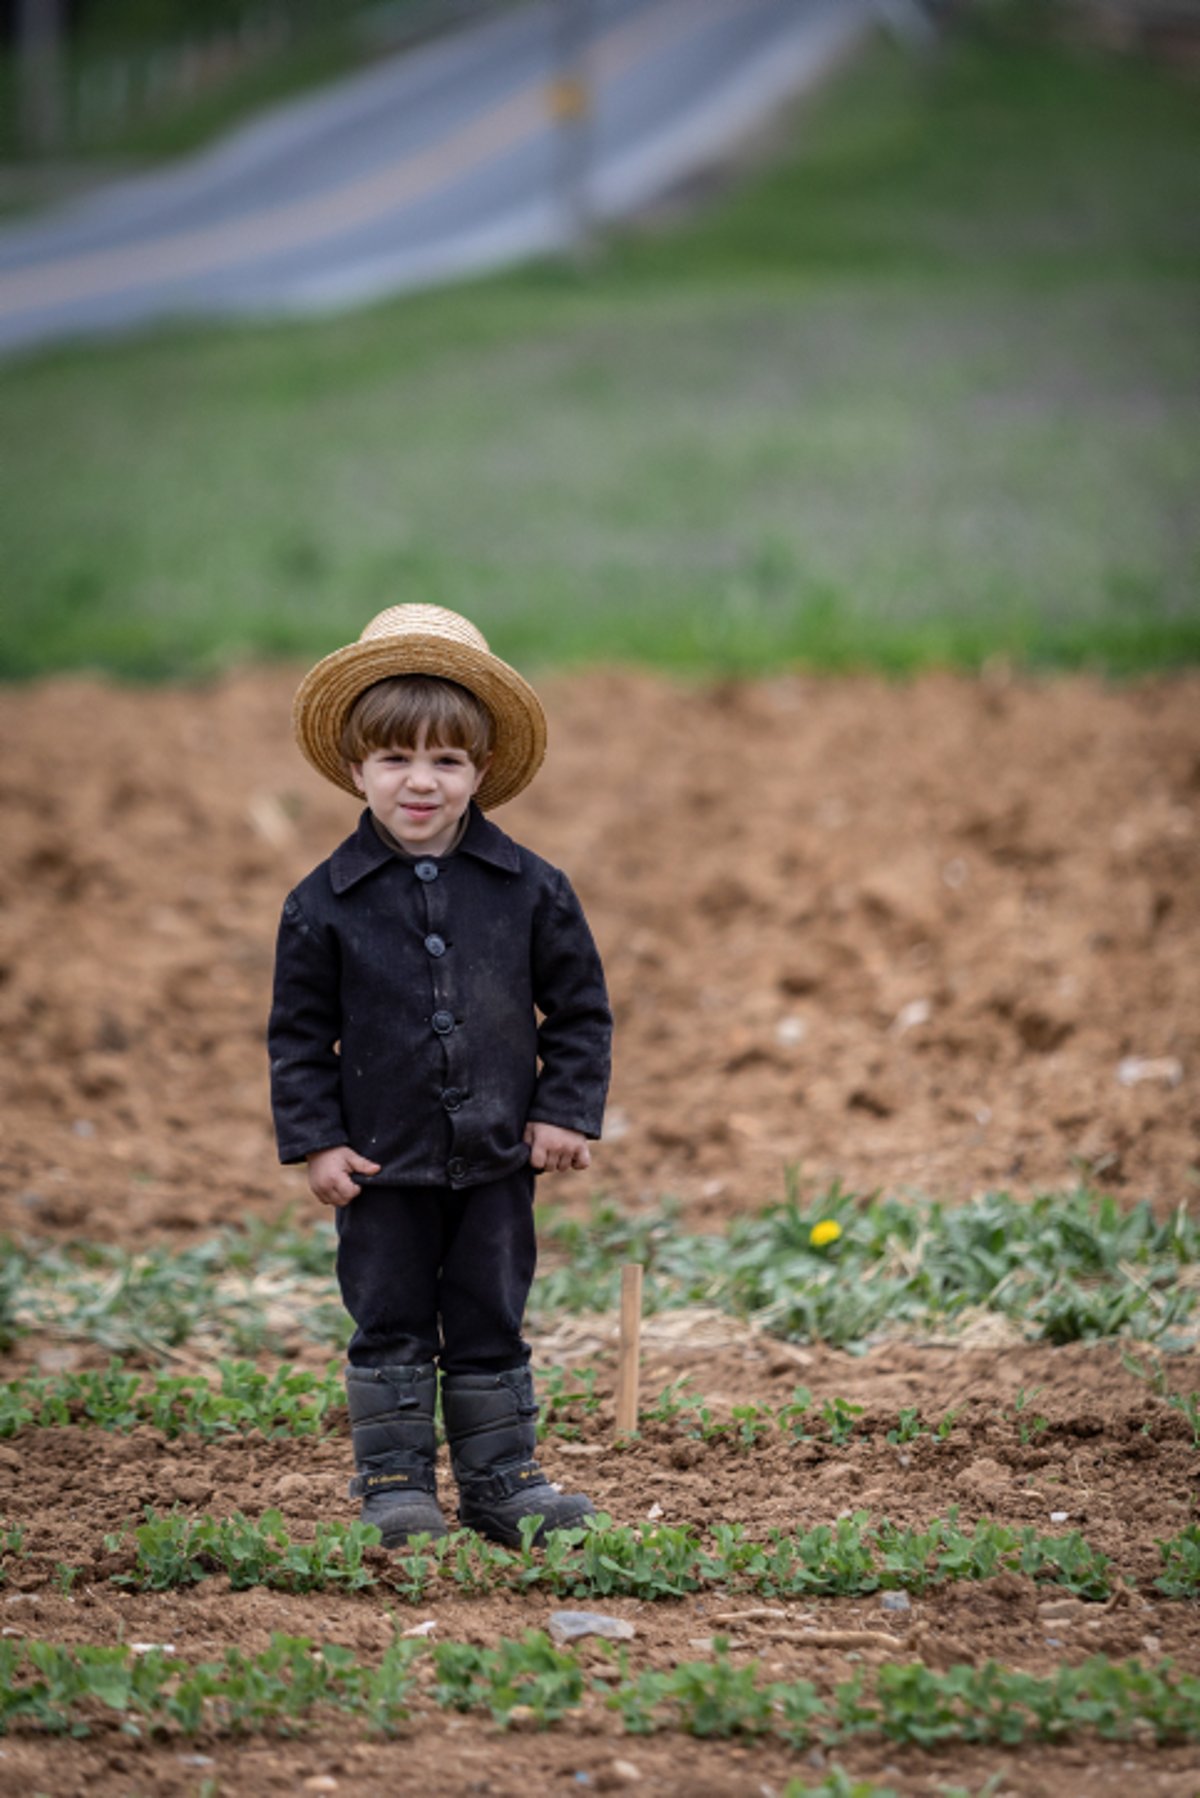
top-left (616, 1262), bottom-right (643, 1434)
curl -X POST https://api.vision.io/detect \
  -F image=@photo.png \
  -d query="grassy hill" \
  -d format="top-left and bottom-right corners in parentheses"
top-left (1, 9), bottom-right (1197, 680)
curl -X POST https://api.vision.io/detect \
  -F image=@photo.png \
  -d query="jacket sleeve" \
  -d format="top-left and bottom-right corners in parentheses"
top-left (527, 870), bottom-right (612, 1139)
top-left (267, 891), bottom-right (349, 1165)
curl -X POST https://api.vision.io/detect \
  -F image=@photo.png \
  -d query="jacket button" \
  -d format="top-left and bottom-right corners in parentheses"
top-left (447, 1157), bottom-right (467, 1180)
top-left (414, 860), bottom-right (439, 882)
top-left (424, 933), bottom-right (446, 957)
top-left (431, 1009), bottom-right (455, 1035)
top-left (441, 1087), bottom-right (464, 1111)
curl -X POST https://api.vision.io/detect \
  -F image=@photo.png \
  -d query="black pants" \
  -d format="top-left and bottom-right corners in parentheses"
top-left (334, 1169), bottom-right (537, 1374)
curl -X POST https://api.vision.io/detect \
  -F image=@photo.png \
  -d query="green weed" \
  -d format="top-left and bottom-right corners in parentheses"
top-left (886, 1406), bottom-right (923, 1446)
top-left (3, 1631), bottom-right (1199, 1746)
top-left (97, 1506), bottom-right (1125, 1605)
top-left (111, 1507), bottom-right (379, 1594)
top-left (1167, 1388), bottom-right (1200, 1448)
top-left (431, 1630), bottom-right (583, 1726)
top-left (822, 1396), bottom-right (865, 1448)
top-left (640, 1376), bottom-right (697, 1428)
top-left (0, 1358), bottom-right (343, 1441)
top-left (1154, 1524), bottom-right (1200, 1599)
top-left (778, 1386), bottom-right (814, 1441)
top-left (538, 1363), bottom-right (601, 1441)
top-left (1011, 1387), bottom-right (1050, 1445)
top-left (6, 1186), bottom-right (1198, 1362)
top-left (782, 1775), bottom-right (898, 1798)
top-left (0, 1523), bottom-right (27, 1585)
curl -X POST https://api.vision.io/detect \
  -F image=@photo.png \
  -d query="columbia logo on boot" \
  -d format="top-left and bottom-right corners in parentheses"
top-left (368, 1473), bottom-right (408, 1487)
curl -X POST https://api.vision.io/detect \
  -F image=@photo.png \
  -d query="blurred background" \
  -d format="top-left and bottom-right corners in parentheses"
top-left (0, 0), bottom-right (1197, 678)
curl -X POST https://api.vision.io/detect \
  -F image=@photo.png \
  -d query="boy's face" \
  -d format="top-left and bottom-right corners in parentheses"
top-left (350, 723), bottom-right (490, 857)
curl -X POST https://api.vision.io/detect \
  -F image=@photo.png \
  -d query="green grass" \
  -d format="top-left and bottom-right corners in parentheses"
top-left (0, 10), bottom-right (1196, 680)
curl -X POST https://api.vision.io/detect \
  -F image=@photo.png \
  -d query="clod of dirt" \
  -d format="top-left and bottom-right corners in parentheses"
top-left (954, 1456), bottom-right (1012, 1499)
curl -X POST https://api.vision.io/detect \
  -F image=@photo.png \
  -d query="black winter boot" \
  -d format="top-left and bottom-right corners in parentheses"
top-left (344, 1363), bottom-right (448, 1546)
top-left (441, 1366), bottom-right (595, 1546)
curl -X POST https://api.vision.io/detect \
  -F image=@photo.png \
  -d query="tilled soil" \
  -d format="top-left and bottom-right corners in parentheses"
top-left (1, 1331), bottom-right (1199, 1795)
top-left (0, 666), bottom-right (1198, 1794)
top-left (0, 666), bottom-right (1197, 1235)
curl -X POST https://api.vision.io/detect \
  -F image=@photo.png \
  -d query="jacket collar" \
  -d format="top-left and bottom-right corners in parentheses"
top-left (329, 803), bottom-right (520, 893)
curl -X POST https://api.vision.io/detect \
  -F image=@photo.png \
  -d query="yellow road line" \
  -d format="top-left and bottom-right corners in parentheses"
top-left (0, 0), bottom-right (754, 319)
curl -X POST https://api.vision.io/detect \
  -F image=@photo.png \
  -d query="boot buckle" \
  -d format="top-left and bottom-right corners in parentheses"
top-left (463, 1461), bottom-right (550, 1506)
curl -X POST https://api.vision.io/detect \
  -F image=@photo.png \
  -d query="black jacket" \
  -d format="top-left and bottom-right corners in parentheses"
top-left (268, 804), bottom-right (611, 1189)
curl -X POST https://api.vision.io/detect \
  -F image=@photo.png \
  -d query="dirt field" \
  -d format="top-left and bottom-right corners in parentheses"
top-left (0, 665), bottom-right (1198, 1795)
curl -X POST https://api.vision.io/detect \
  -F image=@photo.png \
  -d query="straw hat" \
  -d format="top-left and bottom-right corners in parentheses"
top-left (292, 605), bottom-right (546, 809)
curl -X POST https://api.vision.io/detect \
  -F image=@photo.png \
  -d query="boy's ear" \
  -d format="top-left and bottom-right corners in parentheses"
top-left (348, 761), bottom-right (366, 794)
top-left (471, 753), bottom-right (493, 794)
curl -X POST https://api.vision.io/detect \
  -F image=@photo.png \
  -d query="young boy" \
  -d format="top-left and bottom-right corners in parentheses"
top-left (269, 604), bottom-right (612, 1548)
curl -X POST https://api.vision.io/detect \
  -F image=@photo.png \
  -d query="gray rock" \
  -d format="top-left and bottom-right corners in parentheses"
top-left (880, 1590), bottom-right (912, 1613)
top-left (549, 1609), bottom-right (637, 1645)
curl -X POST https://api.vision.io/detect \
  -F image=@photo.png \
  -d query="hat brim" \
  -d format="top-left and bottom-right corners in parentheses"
top-left (292, 633), bottom-right (546, 809)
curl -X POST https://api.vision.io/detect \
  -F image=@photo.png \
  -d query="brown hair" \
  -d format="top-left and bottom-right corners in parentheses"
top-left (339, 675), bottom-right (494, 768)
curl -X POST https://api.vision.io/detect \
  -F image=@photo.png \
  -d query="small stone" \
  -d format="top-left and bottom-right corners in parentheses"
top-left (301, 1780), bottom-right (339, 1793)
top-left (890, 997), bottom-right (932, 1036)
top-left (401, 1619), bottom-right (437, 1638)
top-left (609, 1762), bottom-right (641, 1785)
top-left (1049, 1510), bottom-right (1069, 1523)
top-left (1142, 1634), bottom-right (1162, 1655)
top-left (645, 1502), bottom-right (664, 1521)
top-left (176, 1756), bottom-right (215, 1769)
top-left (1117, 1056), bottom-right (1183, 1088)
top-left (1038, 1599), bottom-right (1083, 1623)
top-left (505, 1704), bottom-right (538, 1731)
top-left (880, 1591), bottom-right (911, 1613)
top-left (549, 1610), bottom-right (636, 1646)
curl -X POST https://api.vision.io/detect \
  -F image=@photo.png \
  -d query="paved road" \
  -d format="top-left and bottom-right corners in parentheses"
top-left (0, 0), bottom-right (871, 355)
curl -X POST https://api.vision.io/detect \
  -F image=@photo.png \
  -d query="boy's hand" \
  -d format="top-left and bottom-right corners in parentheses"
top-left (306, 1146), bottom-right (381, 1207)
top-left (523, 1121), bottom-right (591, 1174)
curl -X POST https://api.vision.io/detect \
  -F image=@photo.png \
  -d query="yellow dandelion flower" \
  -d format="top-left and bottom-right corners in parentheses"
top-left (809, 1220), bottom-right (842, 1248)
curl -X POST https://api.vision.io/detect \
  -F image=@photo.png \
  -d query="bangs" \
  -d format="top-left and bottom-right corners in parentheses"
top-left (340, 676), bottom-right (494, 766)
